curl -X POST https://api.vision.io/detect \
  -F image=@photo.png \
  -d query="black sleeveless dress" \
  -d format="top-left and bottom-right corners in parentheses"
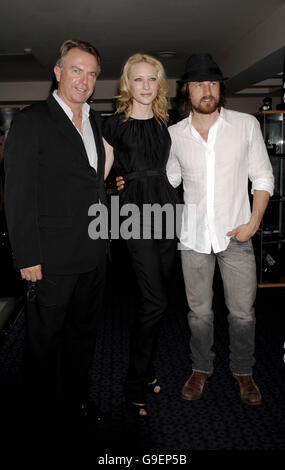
top-left (103, 113), bottom-right (179, 210)
top-left (103, 113), bottom-right (178, 404)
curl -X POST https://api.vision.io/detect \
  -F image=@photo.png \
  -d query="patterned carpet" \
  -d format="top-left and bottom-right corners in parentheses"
top-left (0, 240), bottom-right (284, 465)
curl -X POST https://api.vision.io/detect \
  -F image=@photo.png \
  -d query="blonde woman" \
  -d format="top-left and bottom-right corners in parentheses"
top-left (103, 54), bottom-right (179, 417)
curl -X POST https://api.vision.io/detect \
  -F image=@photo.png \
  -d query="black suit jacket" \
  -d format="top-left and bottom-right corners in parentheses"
top-left (4, 95), bottom-right (107, 274)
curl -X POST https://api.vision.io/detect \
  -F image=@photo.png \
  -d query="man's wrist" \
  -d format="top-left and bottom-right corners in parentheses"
top-left (248, 220), bottom-right (259, 236)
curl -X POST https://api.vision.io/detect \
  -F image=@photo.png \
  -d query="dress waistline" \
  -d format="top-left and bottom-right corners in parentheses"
top-left (124, 169), bottom-right (166, 182)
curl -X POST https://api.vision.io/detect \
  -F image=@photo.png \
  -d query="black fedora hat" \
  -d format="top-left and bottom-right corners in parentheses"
top-left (178, 53), bottom-right (228, 83)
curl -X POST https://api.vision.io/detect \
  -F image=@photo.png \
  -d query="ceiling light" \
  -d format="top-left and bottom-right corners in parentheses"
top-left (158, 51), bottom-right (176, 58)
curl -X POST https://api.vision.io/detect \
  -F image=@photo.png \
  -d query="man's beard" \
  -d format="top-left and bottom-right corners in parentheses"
top-left (192, 95), bottom-right (220, 114)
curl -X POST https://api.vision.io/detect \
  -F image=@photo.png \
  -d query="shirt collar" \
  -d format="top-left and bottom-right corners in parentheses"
top-left (185, 106), bottom-right (231, 136)
top-left (52, 90), bottom-right (90, 122)
top-left (219, 107), bottom-right (231, 126)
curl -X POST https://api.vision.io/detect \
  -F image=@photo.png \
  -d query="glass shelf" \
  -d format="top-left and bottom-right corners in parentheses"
top-left (253, 111), bottom-right (285, 287)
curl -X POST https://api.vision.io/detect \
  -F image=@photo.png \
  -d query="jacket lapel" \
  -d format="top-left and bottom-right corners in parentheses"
top-left (46, 95), bottom-right (90, 166)
top-left (47, 95), bottom-right (105, 177)
top-left (89, 110), bottom-right (105, 179)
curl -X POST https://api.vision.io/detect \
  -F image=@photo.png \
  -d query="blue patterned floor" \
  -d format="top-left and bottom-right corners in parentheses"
top-left (0, 245), bottom-right (284, 464)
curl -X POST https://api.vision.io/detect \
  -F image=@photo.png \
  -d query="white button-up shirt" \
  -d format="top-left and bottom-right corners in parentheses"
top-left (167, 107), bottom-right (274, 253)
top-left (53, 90), bottom-right (98, 171)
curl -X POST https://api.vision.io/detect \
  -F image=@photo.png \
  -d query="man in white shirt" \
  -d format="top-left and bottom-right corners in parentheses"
top-left (167, 53), bottom-right (274, 405)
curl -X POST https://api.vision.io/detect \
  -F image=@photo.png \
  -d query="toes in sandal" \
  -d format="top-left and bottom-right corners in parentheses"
top-left (147, 379), bottom-right (161, 395)
top-left (122, 396), bottom-right (148, 417)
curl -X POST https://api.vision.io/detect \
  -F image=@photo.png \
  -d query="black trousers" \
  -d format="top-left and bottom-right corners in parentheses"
top-left (24, 263), bottom-right (106, 414)
top-left (125, 237), bottom-right (177, 402)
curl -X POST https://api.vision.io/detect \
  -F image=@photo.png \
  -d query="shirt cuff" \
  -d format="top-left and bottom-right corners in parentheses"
top-left (251, 178), bottom-right (274, 196)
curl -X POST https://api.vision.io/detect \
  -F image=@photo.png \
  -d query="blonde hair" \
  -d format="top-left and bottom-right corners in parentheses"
top-left (116, 53), bottom-right (169, 124)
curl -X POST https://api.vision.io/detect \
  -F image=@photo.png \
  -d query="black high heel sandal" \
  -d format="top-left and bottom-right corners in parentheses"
top-left (122, 396), bottom-right (148, 417)
top-left (147, 379), bottom-right (161, 395)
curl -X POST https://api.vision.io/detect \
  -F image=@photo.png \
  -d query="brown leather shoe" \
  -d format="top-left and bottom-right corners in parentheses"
top-left (181, 371), bottom-right (212, 400)
top-left (233, 374), bottom-right (262, 405)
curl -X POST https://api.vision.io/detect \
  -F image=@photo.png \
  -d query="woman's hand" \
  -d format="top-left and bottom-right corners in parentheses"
top-left (116, 176), bottom-right (125, 191)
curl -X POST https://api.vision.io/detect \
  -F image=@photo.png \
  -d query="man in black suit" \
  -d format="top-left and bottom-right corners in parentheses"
top-left (4, 39), bottom-right (107, 422)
